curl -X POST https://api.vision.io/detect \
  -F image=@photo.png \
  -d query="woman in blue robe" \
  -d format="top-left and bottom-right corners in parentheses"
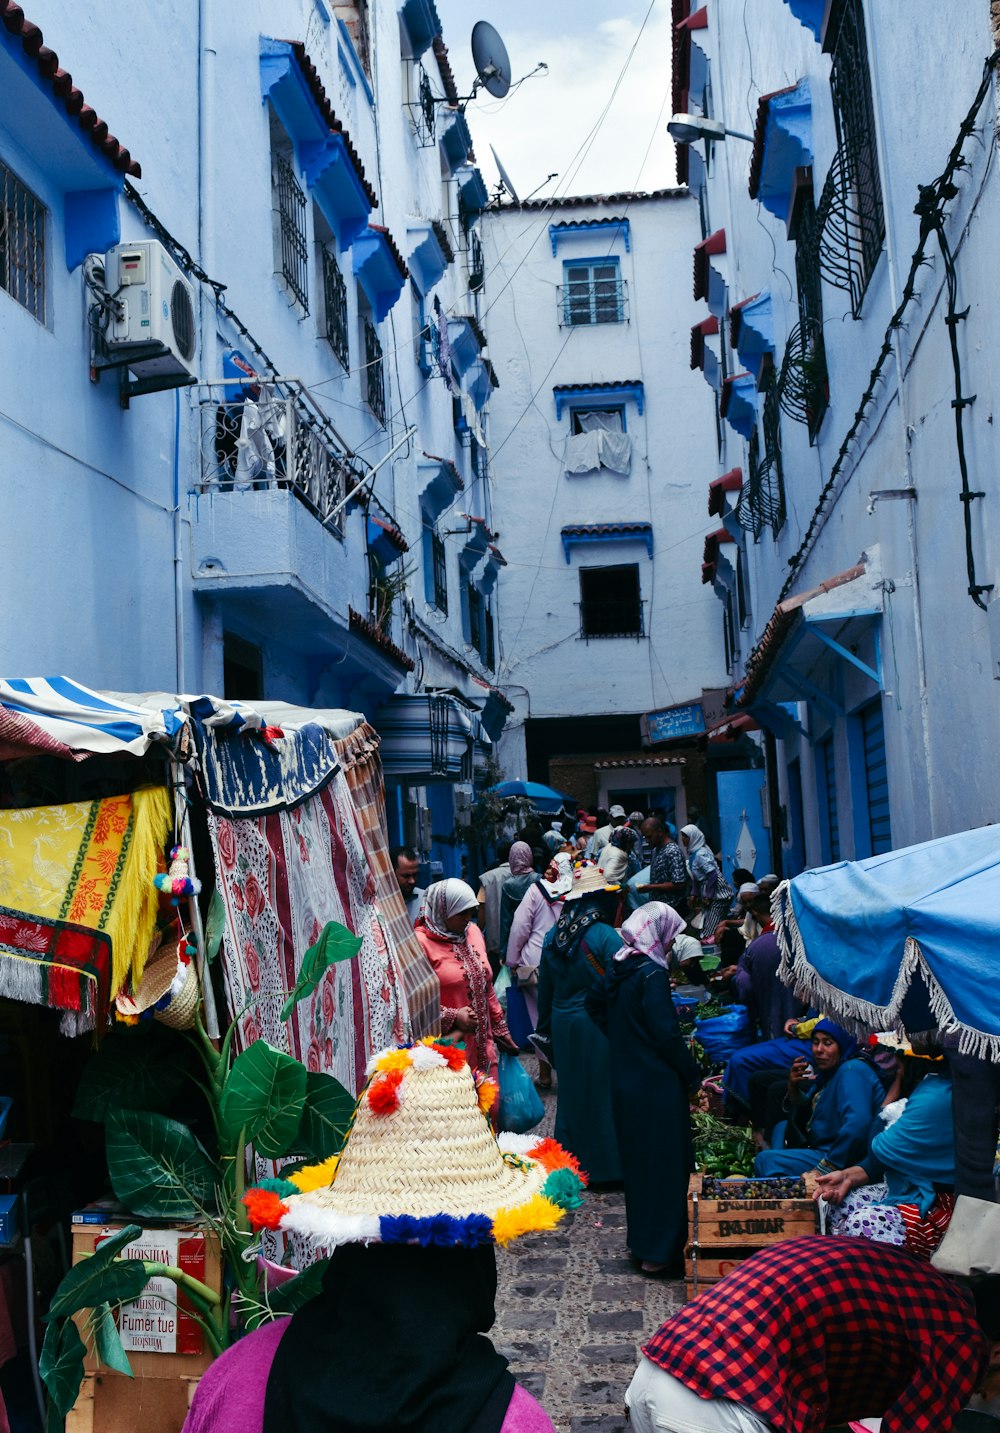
top-left (536, 865), bottom-right (624, 1184)
top-left (754, 1018), bottom-right (884, 1176)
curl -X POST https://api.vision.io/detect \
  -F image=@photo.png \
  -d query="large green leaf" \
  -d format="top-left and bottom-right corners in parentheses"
top-left (268, 1258), bottom-right (330, 1315)
top-left (294, 1072), bottom-right (355, 1160)
top-left (280, 921), bottom-right (362, 1020)
top-left (91, 1303), bottom-right (134, 1377)
top-left (46, 1224), bottom-right (147, 1320)
top-left (105, 1110), bottom-right (219, 1220)
top-left (72, 1024), bottom-right (187, 1123)
top-left (204, 888), bottom-right (226, 965)
top-left (221, 1042), bottom-right (307, 1158)
top-left (40, 1318), bottom-right (86, 1420)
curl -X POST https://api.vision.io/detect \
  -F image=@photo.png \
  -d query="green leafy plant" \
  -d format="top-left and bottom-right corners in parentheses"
top-left (41, 920), bottom-right (362, 1429)
top-left (691, 1109), bottom-right (756, 1178)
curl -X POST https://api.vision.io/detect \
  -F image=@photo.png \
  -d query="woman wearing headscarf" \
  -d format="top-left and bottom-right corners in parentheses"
top-left (678, 824), bottom-right (734, 941)
top-left (498, 842), bottom-right (540, 962)
top-left (415, 880), bottom-right (518, 1092)
top-left (534, 860), bottom-right (627, 1183)
top-left (506, 853), bottom-right (573, 1089)
top-left (188, 1041), bottom-right (573, 1433)
top-left (753, 1018), bottom-right (885, 1177)
top-left (586, 905), bottom-right (700, 1276)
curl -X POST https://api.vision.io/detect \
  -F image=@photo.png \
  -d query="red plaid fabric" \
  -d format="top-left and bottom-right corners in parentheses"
top-left (643, 1235), bottom-right (986, 1433)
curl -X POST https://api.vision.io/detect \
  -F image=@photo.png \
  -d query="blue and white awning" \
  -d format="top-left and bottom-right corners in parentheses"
top-left (0, 677), bottom-right (185, 758)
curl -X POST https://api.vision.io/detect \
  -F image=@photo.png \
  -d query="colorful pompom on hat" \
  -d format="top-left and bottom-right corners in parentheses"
top-left (242, 1040), bottom-right (587, 1249)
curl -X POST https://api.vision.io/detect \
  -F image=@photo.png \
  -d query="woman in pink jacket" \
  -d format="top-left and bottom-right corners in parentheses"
top-left (506, 853), bottom-right (572, 1087)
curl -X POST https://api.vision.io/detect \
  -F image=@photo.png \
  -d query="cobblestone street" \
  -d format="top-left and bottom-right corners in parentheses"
top-left (495, 1067), bottom-right (684, 1433)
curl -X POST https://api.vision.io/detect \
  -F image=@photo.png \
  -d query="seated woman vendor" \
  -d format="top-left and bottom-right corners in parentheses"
top-left (815, 1033), bottom-right (956, 1258)
top-left (754, 1018), bottom-right (884, 1177)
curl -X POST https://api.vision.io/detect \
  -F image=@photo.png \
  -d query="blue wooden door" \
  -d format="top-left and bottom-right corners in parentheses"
top-left (715, 769), bottom-right (767, 883)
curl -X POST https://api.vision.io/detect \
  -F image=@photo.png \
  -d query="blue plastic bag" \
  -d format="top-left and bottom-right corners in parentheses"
top-left (505, 983), bottom-right (534, 1051)
top-left (497, 1050), bottom-right (544, 1134)
top-left (694, 1005), bottom-right (754, 1064)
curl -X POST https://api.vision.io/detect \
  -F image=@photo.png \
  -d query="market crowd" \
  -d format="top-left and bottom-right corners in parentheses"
top-left (186, 809), bottom-right (1000, 1433)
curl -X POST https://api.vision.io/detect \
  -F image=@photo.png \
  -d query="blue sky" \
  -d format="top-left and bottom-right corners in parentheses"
top-left (432, 0), bottom-right (675, 199)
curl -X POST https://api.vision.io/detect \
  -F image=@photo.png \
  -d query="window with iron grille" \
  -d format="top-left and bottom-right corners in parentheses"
top-left (723, 590), bottom-right (737, 671)
top-left (468, 231), bottom-right (484, 291)
top-left (272, 150), bottom-right (309, 311)
top-left (431, 528), bottom-right (448, 613)
top-left (364, 315), bottom-right (386, 424)
top-left (406, 63), bottom-right (436, 146)
top-left (467, 583), bottom-right (483, 651)
top-left (484, 606), bottom-right (495, 671)
top-left (579, 564), bottom-right (645, 639)
top-left (761, 366), bottom-right (786, 535)
top-left (321, 247), bottom-right (349, 370)
top-left (819, 0), bottom-right (885, 316)
top-left (0, 160), bottom-right (45, 322)
top-left (787, 183), bottom-right (829, 442)
top-left (561, 259), bottom-right (626, 326)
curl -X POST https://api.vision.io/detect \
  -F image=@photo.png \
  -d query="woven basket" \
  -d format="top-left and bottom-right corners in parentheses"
top-left (115, 944), bottom-right (180, 1017)
top-left (155, 959), bottom-right (200, 1030)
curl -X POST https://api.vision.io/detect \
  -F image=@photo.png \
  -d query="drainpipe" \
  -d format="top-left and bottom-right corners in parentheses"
top-left (863, 0), bottom-right (935, 835)
top-left (192, 0), bottom-right (219, 691)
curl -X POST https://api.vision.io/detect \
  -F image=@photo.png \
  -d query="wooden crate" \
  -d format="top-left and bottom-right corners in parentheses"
top-left (68, 1222), bottom-right (221, 1430)
top-left (67, 1372), bottom-right (201, 1433)
top-left (685, 1172), bottom-right (819, 1300)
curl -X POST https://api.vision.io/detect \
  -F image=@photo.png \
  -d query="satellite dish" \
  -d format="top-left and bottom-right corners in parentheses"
top-left (490, 144), bottom-right (521, 205)
top-left (471, 21), bottom-right (512, 99)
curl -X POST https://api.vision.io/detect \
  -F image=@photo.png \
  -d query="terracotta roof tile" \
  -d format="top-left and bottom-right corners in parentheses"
top-left (693, 228), bottom-right (726, 301)
top-left (430, 217), bottom-right (455, 264)
top-left (748, 85), bottom-right (798, 201)
top-left (288, 41), bottom-right (378, 208)
top-left (562, 522), bottom-right (652, 537)
top-left (432, 34), bottom-right (459, 105)
top-left (552, 380), bottom-right (643, 394)
top-left (1, 2), bottom-right (140, 175)
top-left (691, 314), bottom-right (719, 370)
top-left (519, 188), bottom-right (689, 211)
top-left (348, 607), bottom-right (416, 671)
top-left (737, 562), bottom-right (867, 707)
top-left (708, 467), bottom-right (743, 516)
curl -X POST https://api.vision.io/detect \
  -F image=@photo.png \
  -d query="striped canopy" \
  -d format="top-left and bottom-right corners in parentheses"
top-left (0, 677), bottom-right (185, 758)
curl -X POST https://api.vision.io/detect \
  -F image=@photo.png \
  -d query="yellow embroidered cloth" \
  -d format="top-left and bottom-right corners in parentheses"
top-left (0, 786), bottom-right (172, 994)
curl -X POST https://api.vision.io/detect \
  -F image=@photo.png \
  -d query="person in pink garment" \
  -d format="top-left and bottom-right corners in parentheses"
top-left (506, 853), bottom-right (572, 1088)
top-left (183, 1248), bottom-right (554, 1433)
top-left (414, 879), bottom-right (518, 1091)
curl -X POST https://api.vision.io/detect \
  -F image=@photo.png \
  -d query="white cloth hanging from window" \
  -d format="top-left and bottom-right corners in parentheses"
top-left (233, 400), bottom-right (276, 488)
top-left (562, 410), bottom-right (632, 476)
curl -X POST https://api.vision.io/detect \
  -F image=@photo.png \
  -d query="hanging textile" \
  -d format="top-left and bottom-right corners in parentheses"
top-left (0, 786), bottom-right (172, 1032)
top-left (332, 722), bottom-right (439, 1040)
top-left (207, 773), bottom-right (406, 1095)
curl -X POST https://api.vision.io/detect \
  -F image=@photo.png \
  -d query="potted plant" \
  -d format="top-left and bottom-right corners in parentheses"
top-left (42, 921), bottom-right (362, 1431)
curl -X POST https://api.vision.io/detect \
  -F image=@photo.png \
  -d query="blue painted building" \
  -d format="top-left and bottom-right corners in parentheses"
top-left (1, 0), bottom-right (509, 874)
top-left (675, 0), bottom-right (1000, 871)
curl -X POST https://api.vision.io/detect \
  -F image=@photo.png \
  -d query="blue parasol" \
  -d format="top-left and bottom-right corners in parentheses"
top-left (487, 780), bottom-right (575, 814)
top-left (774, 824), bottom-right (1000, 1057)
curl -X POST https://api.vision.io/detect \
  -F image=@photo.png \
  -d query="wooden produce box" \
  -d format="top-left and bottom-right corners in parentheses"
top-left (685, 1172), bottom-right (818, 1301)
top-left (67, 1222), bottom-right (221, 1432)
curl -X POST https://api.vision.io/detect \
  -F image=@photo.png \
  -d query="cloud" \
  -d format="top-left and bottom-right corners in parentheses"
top-left (447, 3), bottom-right (676, 200)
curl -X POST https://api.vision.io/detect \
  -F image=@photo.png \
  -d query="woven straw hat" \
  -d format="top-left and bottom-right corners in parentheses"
top-left (242, 1041), bottom-right (587, 1250)
top-left (565, 860), bottom-right (621, 901)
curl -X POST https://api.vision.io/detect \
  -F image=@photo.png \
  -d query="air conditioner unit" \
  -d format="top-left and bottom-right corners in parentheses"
top-left (105, 240), bottom-right (197, 380)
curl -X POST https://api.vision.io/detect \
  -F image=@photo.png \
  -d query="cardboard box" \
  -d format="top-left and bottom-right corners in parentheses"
top-left (70, 1226), bottom-right (223, 1381)
top-left (67, 1371), bottom-right (201, 1433)
top-left (685, 1172), bottom-right (818, 1300)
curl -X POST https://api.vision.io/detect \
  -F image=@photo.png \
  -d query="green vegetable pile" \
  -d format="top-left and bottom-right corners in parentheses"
top-left (691, 1109), bottom-right (756, 1177)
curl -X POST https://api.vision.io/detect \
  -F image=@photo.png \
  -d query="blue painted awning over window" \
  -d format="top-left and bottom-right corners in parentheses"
top-left (353, 227), bottom-right (408, 321)
top-left (261, 40), bottom-right (374, 248)
top-left (407, 223), bottom-right (450, 295)
top-left (549, 217), bottom-right (631, 256)
top-left (0, 24), bottom-right (128, 269)
top-left (464, 357), bottom-right (492, 412)
top-left (448, 317), bottom-right (482, 376)
top-left (781, 0), bottom-right (825, 40)
top-left (751, 79), bottom-right (813, 223)
top-left (721, 374), bottom-right (758, 440)
top-left (553, 382), bottom-right (644, 419)
top-left (733, 292), bottom-right (775, 380)
top-left (560, 523), bottom-right (653, 563)
top-left (441, 112), bottom-right (473, 173)
top-left (457, 167), bottom-right (489, 214)
top-left (400, 0), bottom-right (442, 58)
top-left (419, 457), bottom-right (464, 521)
top-left (367, 516), bottom-right (407, 566)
